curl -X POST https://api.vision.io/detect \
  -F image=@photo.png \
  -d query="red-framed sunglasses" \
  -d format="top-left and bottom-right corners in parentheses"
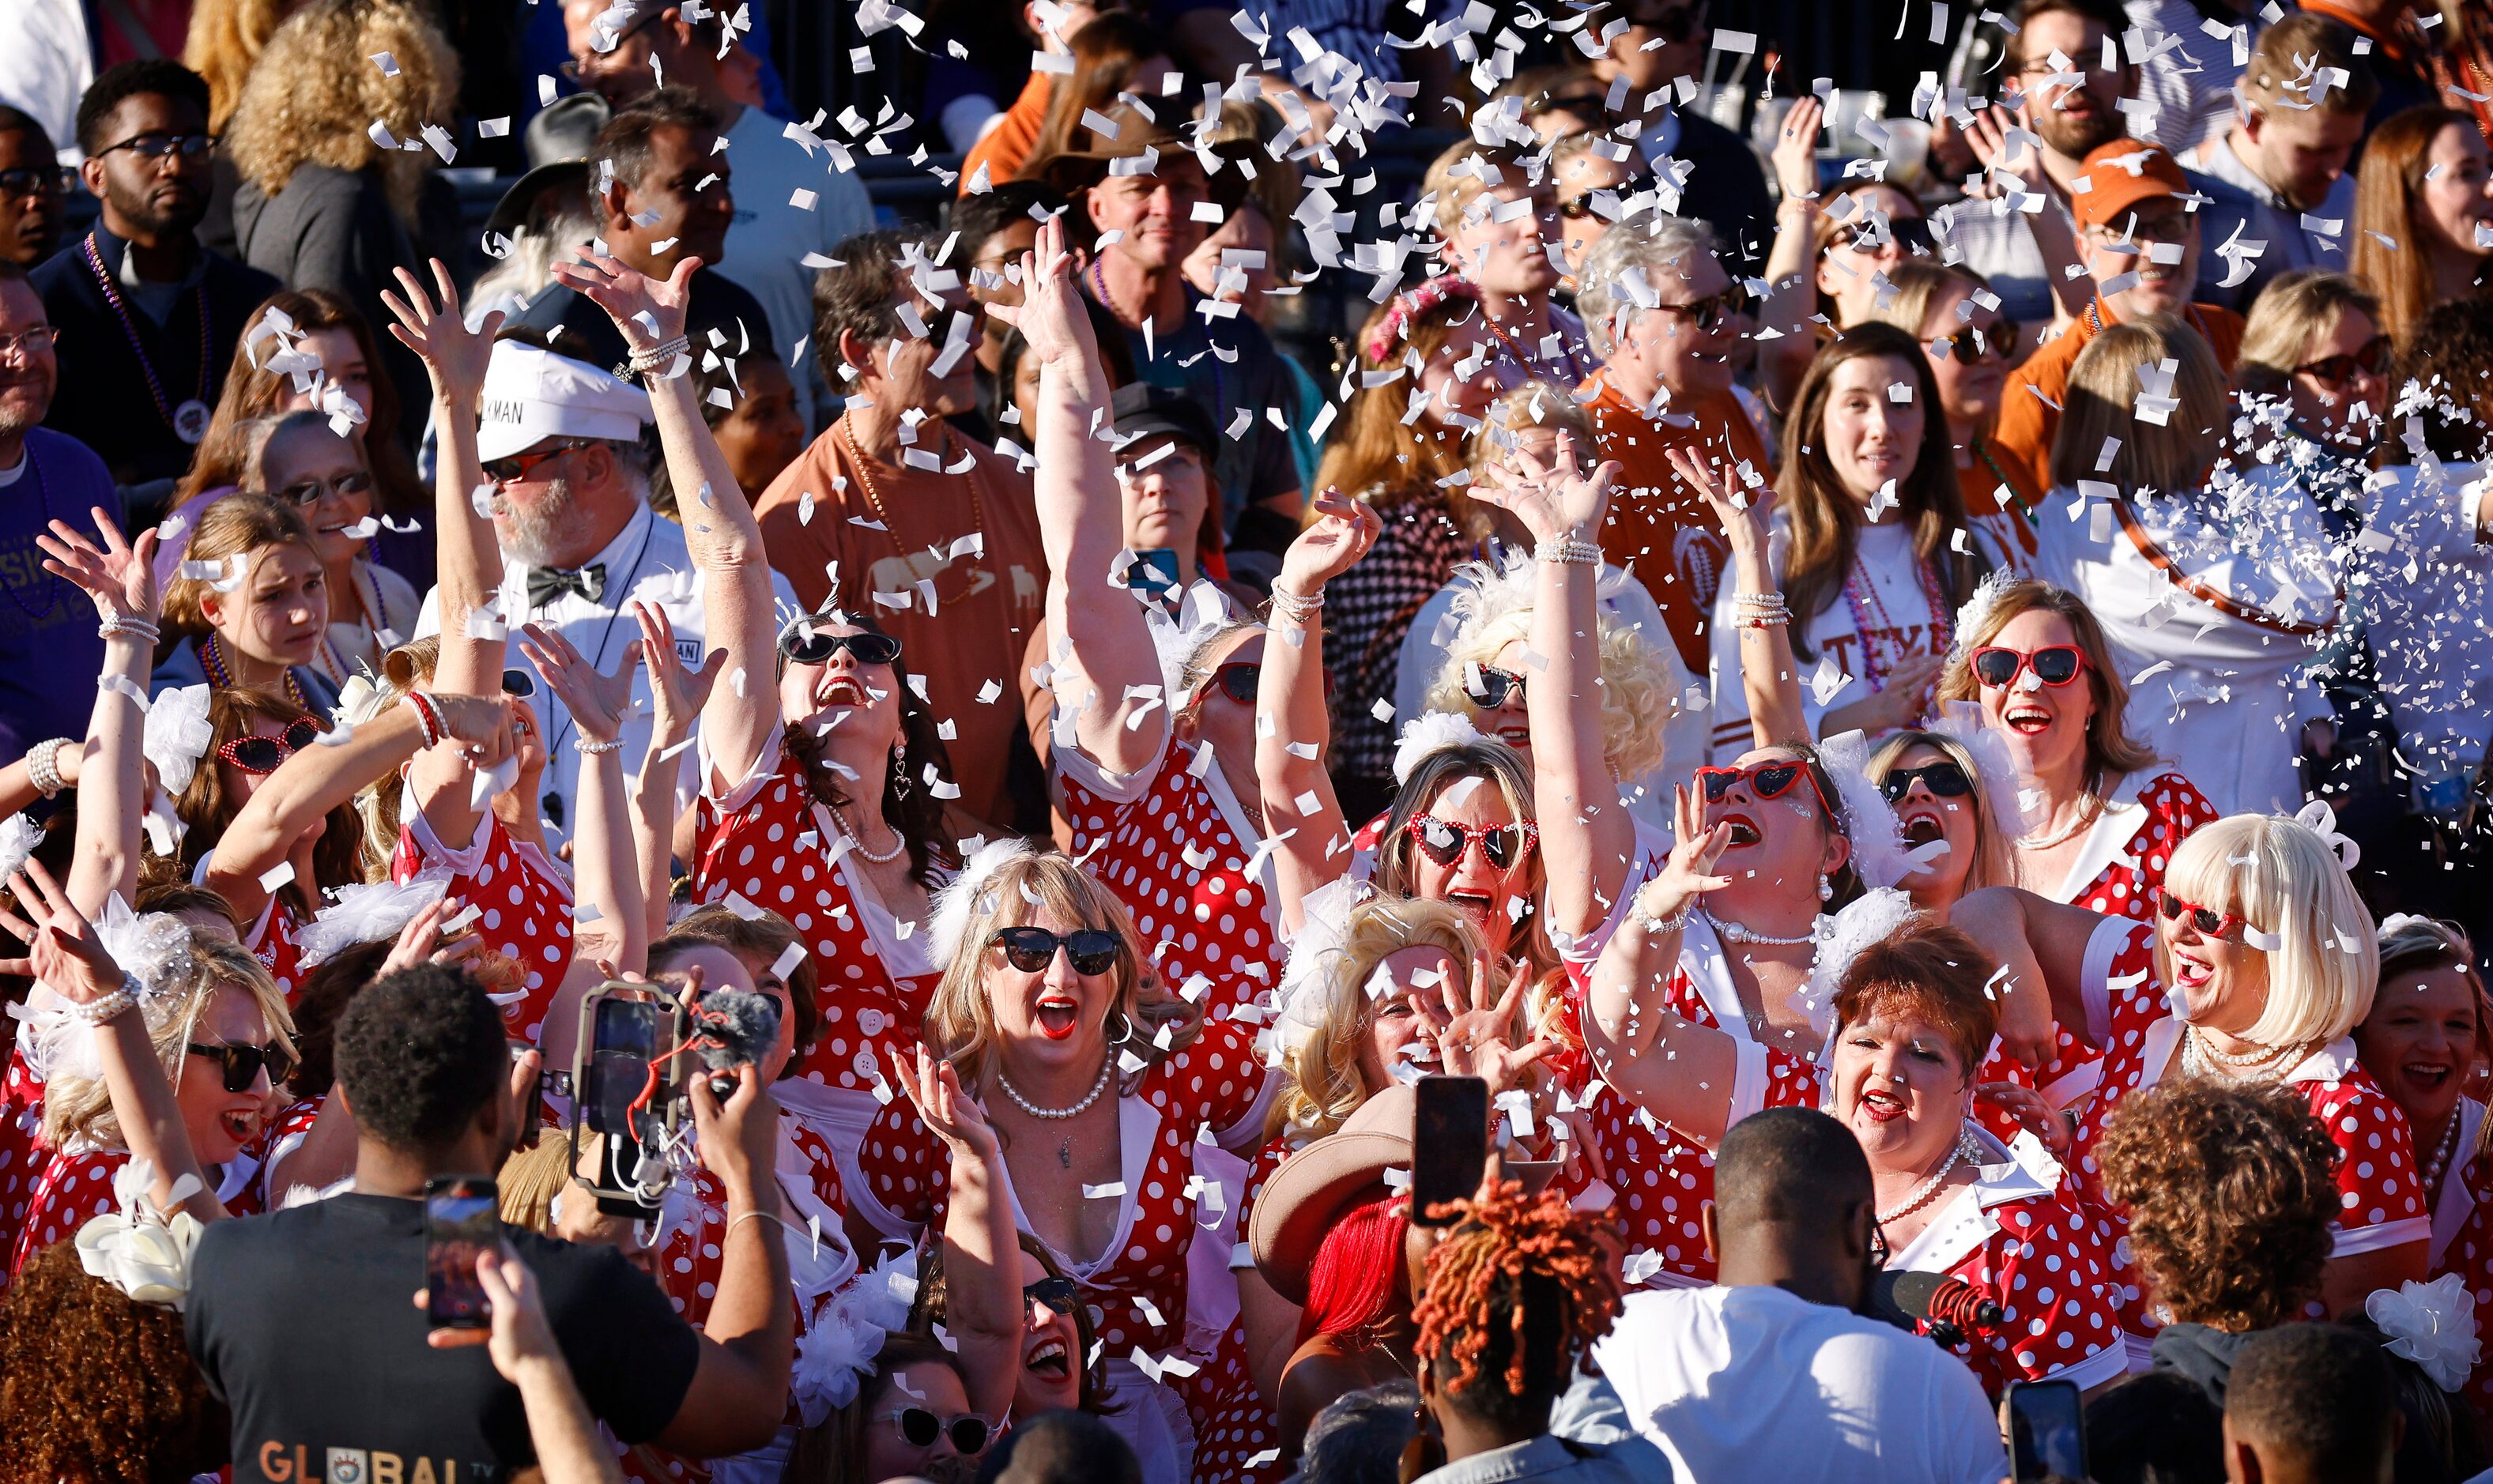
top-left (1202, 662), bottom-right (1331, 706)
top-left (1969, 645), bottom-right (2088, 689)
top-left (1694, 759), bottom-right (1830, 811)
top-left (2154, 887), bottom-right (2248, 943)
top-left (1405, 814), bottom-right (1539, 870)
top-left (217, 718), bottom-right (320, 775)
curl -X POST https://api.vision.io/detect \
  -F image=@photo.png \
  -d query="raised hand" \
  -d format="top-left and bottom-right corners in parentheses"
top-left (1635, 784), bottom-right (1734, 928)
top-left (1963, 104), bottom-right (2044, 199)
top-left (549, 251), bottom-right (696, 355)
top-left (1477, 429), bottom-right (1619, 545)
top-left (1770, 96), bottom-right (1824, 204)
top-left (0, 858), bottom-right (126, 1004)
top-left (1976, 1081), bottom-right (2072, 1158)
top-left (890, 1044), bottom-right (1001, 1160)
top-left (378, 895), bottom-right (483, 977)
top-left (1277, 488), bottom-right (1383, 596)
top-left (988, 214), bottom-right (1094, 371)
top-left (519, 622), bottom-right (643, 747)
top-left (37, 507), bottom-right (160, 625)
top-left (634, 602), bottom-right (719, 747)
top-left (381, 259), bottom-right (504, 404)
top-left (1666, 445), bottom-right (1771, 567)
top-left (1432, 957), bottom-right (1557, 1097)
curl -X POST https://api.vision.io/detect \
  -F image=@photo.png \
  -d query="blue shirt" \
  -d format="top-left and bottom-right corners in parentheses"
top-left (0, 429), bottom-right (122, 762)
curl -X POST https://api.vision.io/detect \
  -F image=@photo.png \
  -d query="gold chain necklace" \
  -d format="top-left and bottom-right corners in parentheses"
top-left (838, 416), bottom-right (991, 607)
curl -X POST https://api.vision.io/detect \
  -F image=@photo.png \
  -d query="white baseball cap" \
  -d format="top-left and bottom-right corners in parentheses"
top-left (476, 340), bottom-right (653, 463)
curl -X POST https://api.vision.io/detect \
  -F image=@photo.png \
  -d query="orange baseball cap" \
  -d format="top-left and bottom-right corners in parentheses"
top-left (2070, 141), bottom-right (2192, 232)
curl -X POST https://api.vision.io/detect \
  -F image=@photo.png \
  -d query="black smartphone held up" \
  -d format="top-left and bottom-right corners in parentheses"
top-left (2005, 1378), bottom-right (2088, 1484)
top-left (423, 1176), bottom-right (500, 1331)
top-left (1410, 1075), bottom-right (1490, 1227)
top-left (585, 994), bottom-right (662, 1141)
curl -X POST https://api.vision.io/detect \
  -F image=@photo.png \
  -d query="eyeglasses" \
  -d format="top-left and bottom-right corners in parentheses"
top-left (1932, 319), bottom-right (2019, 363)
top-left (1969, 645), bottom-right (2087, 689)
top-left (0, 166), bottom-right (74, 198)
top-left (1025, 1274), bottom-right (1081, 1319)
top-left (217, 718), bottom-right (321, 774)
top-left (1877, 761), bottom-right (1973, 803)
top-left (560, 6), bottom-right (665, 79)
top-left (95, 131), bottom-right (213, 162)
top-left (481, 440), bottom-right (592, 486)
top-left (0, 326), bottom-right (60, 360)
top-left (2292, 335), bottom-right (2394, 393)
top-left (882, 1407), bottom-right (994, 1456)
top-left (187, 1039), bottom-right (296, 1093)
top-left (1650, 283), bottom-right (1750, 335)
top-left (277, 469), bottom-right (375, 507)
top-left (2153, 887), bottom-right (2249, 944)
top-left (1695, 759), bottom-right (1829, 810)
top-left (2089, 213), bottom-right (2194, 247)
top-left (1405, 814), bottom-right (1540, 871)
top-left (779, 626), bottom-right (902, 667)
top-left (1461, 664), bottom-right (1527, 709)
top-left (1829, 217), bottom-right (1934, 254)
top-left (991, 925), bottom-right (1122, 976)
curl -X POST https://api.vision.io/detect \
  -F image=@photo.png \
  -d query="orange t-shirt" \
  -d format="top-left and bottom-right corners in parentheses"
top-left (1576, 371), bottom-right (1776, 672)
top-left (960, 70), bottom-right (1051, 194)
top-left (752, 417), bottom-right (1050, 827)
top-left (1990, 299), bottom-right (2243, 501)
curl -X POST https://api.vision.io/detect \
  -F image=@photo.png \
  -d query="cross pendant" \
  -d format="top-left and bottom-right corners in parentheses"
top-left (1058, 1139), bottom-right (1073, 1168)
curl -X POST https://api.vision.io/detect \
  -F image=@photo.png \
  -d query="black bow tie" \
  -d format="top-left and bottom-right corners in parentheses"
top-left (527, 563), bottom-right (607, 608)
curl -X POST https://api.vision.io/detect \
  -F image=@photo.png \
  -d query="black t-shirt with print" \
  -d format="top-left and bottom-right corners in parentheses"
top-left (187, 1193), bottom-right (702, 1482)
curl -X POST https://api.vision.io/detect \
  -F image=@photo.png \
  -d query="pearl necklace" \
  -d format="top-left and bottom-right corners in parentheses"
top-left (828, 799), bottom-right (905, 864)
top-left (1699, 909), bottom-right (1822, 947)
top-left (2015, 797), bottom-right (2101, 852)
top-left (1877, 1142), bottom-right (1965, 1224)
top-left (2179, 1024), bottom-right (2298, 1080)
top-left (2423, 1111), bottom-right (2464, 1196)
top-left (995, 1055), bottom-right (1113, 1121)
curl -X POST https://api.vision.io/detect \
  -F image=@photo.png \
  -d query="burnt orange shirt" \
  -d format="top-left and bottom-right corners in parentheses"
top-left (753, 417), bottom-right (1049, 827)
top-left (1577, 371), bottom-right (1776, 672)
top-left (1989, 299), bottom-right (2243, 500)
top-left (960, 70), bottom-right (1051, 194)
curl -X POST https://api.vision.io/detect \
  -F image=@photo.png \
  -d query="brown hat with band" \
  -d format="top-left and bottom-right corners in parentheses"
top-left (1037, 103), bottom-right (1253, 209)
top-left (1249, 1084), bottom-right (1416, 1305)
top-left (2071, 140), bottom-right (2193, 232)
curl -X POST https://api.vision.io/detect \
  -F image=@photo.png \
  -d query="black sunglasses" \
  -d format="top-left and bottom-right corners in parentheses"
top-left (1653, 283), bottom-right (1750, 334)
top-left (560, 6), bottom-right (665, 78)
top-left (2292, 335), bottom-right (2394, 392)
top-left (1877, 761), bottom-right (1973, 803)
top-left (217, 718), bottom-right (322, 774)
top-left (1026, 1275), bottom-right (1081, 1317)
top-left (1933, 319), bottom-right (2019, 363)
top-left (1830, 217), bottom-right (1934, 254)
top-left (1461, 664), bottom-right (1527, 709)
top-left (890, 1407), bottom-right (992, 1455)
top-left (992, 926), bottom-right (1121, 976)
top-left (277, 469), bottom-right (375, 507)
top-left (96, 131), bottom-right (213, 162)
top-left (779, 626), bottom-right (903, 667)
top-left (188, 1039), bottom-right (296, 1093)
top-left (0, 166), bottom-right (74, 198)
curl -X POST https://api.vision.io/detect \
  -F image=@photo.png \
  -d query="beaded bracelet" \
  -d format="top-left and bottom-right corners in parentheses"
top-left (622, 336), bottom-right (691, 379)
top-left (575, 735), bottom-right (626, 755)
top-left (99, 616), bottom-right (160, 643)
top-left (1265, 584), bottom-right (1323, 627)
top-left (404, 691), bottom-right (445, 750)
top-left (1533, 537), bottom-right (1602, 565)
top-left (24, 738), bottom-right (71, 797)
top-left (67, 979), bottom-right (141, 1026)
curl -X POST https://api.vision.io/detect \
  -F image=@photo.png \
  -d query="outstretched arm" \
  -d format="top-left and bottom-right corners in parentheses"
top-left (627, 603), bottom-right (718, 947)
top-left (519, 623), bottom-right (647, 977)
top-left (1582, 787), bottom-right (1739, 1143)
top-left (1254, 492), bottom-right (1381, 934)
top-left (549, 254), bottom-right (780, 789)
top-left (1667, 446), bottom-right (1805, 751)
top-left (1757, 96), bottom-right (1825, 412)
top-left (894, 1048), bottom-right (1025, 1421)
top-left (37, 510), bottom-right (160, 915)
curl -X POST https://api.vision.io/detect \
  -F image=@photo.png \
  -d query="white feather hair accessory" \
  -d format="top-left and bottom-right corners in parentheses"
top-left (142, 683), bottom-right (213, 797)
top-left (76, 1158), bottom-right (205, 1310)
top-left (794, 1246), bottom-right (922, 1421)
top-left (331, 671), bottom-right (402, 731)
top-left (294, 868), bottom-right (454, 966)
top-left (1144, 578), bottom-right (1252, 710)
top-left (927, 835), bottom-right (1039, 966)
top-left (1269, 876), bottom-right (1375, 1068)
top-left (1813, 729), bottom-right (1915, 891)
top-left (2367, 1273), bottom-right (2481, 1392)
top-left (0, 812), bottom-right (40, 884)
top-left (17, 896), bottom-right (198, 1084)
top-left (1798, 887), bottom-right (1923, 1034)
top-left (1391, 710), bottom-right (1492, 785)
top-left (1930, 701), bottom-right (2045, 840)
top-left (1945, 566), bottom-right (2021, 667)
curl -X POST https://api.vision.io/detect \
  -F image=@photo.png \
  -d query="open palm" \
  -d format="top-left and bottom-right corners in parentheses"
top-left (37, 508), bottom-right (159, 625)
top-left (382, 259), bottom-right (503, 401)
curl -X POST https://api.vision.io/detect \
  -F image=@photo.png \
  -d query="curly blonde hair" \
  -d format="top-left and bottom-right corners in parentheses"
top-left (1273, 895), bottom-right (1487, 1143)
top-left (224, 0), bottom-right (459, 223)
top-left (43, 937), bottom-right (297, 1151)
top-left (1424, 552), bottom-right (1682, 784)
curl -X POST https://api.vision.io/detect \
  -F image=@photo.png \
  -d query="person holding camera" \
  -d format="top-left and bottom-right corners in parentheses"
top-left (183, 961), bottom-right (795, 1478)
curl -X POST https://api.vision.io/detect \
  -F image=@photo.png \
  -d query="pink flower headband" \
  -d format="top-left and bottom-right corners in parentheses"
top-left (1363, 274), bottom-right (1481, 363)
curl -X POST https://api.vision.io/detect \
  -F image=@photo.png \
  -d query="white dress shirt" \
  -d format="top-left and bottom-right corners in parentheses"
top-left (413, 502), bottom-right (800, 841)
top-left (714, 104), bottom-right (877, 431)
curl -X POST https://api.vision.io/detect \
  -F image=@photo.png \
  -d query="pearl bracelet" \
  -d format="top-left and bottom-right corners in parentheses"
top-left (24, 737), bottom-right (72, 797)
top-left (1533, 537), bottom-right (1602, 565)
top-left (66, 980), bottom-right (141, 1026)
top-left (1641, 908), bottom-right (1691, 935)
top-left (623, 336), bottom-right (691, 379)
top-left (1265, 584), bottom-right (1323, 627)
top-left (575, 736), bottom-right (627, 755)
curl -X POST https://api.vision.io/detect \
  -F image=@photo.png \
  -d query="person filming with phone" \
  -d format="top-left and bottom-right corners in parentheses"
top-left (182, 961), bottom-right (795, 1480)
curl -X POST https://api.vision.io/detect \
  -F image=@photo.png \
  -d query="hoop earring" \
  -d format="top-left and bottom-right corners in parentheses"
top-left (1103, 1009), bottom-right (1136, 1046)
top-left (1398, 1362), bottom-right (1446, 1484)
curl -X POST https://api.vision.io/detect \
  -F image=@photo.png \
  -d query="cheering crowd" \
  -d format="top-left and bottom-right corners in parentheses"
top-left (6, 0), bottom-right (2493, 1480)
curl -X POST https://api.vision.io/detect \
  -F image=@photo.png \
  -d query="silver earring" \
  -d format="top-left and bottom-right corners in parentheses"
top-left (1103, 1009), bottom-right (1135, 1045)
top-left (1816, 872), bottom-right (1833, 902)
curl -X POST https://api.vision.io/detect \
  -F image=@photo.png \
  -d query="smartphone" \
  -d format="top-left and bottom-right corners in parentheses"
top-left (1410, 1075), bottom-right (1490, 1227)
top-left (585, 996), bottom-right (662, 1141)
top-left (2004, 1379), bottom-right (2088, 1484)
top-left (423, 1176), bottom-right (500, 1331)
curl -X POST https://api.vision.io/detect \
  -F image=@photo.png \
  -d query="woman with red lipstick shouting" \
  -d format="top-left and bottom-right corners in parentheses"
top-left (1585, 884), bottom-right (2131, 1399)
top-left (1956, 811), bottom-right (2431, 1355)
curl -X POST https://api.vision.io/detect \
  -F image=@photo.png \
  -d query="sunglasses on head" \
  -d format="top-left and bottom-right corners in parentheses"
top-left (1461, 664), bottom-right (1527, 709)
top-left (1969, 645), bottom-right (2086, 689)
top-left (188, 1039), bottom-right (296, 1093)
top-left (1695, 759), bottom-right (1827, 808)
top-left (1406, 814), bottom-right (1539, 871)
top-left (1653, 283), bottom-right (1751, 335)
top-left (2154, 886), bottom-right (2249, 944)
top-left (992, 925), bottom-right (1122, 976)
top-left (779, 625), bottom-right (903, 667)
top-left (1878, 761), bottom-right (1973, 803)
top-left (2292, 335), bottom-right (2393, 393)
top-left (1933, 319), bottom-right (2019, 363)
top-left (277, 469), bottom-right (374, 508)
top-left (1025, 1275), bottom-right (1081, 1319)
top-left (481, 439), bottom-right (592, 487)
top-left (217, 718), bottom-right (321, 774)
top-left (884, 1407), bottom-right (993, 1456)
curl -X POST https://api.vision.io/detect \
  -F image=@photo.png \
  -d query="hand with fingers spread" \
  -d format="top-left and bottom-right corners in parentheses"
top-left (890, 1045), bottom-right (1000, 1162)
top-left (1976, 1081), bottom-right (2072, 1158)
top-left (1771, 96), bottom-right (1824, 205)
top-left (1277, 488), bottom-right (1382, 597)
top-left (37, 508), bottom-right (160, 626)
top-left (378, 895), bottom-right (482, 977)
top-left (519, 622), bottom-right (643, 747)
top-left (1665, 445), bottom-right (1771, 571)
top-left (635, 602), bottom-right (719, 749)
top-left (549, 252), bottom-right (697, 356)
top-left (1963, 104), bottom-right (2044, 201)
top-left (0, 859), bottom-right (129, 1005)
top-left (1431, 958), bottom-right (1557, 1098)
top-left (1635, 784), bottom-right (1736, 929)
top-left (989, 215), bottom-right (1094, 371)
top-left (1476, 429), bottom-right (1619, 546)
top-left (381, 259), bottom-right (504, 405)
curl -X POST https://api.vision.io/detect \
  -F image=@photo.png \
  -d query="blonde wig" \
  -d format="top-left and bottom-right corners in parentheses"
top-left (922, 850), bottom-right (1200, 1089)
top-left (1865, 731), bottom-right (2016, 896)
top-left (1372, 740), bottom-right (1560, 982)
top-left (1273, 895), bottom-right (1488, 1143)
top-left (2050, 316), bottom-right (2227, 494)
top-left (43, 937), bottom-right (296, 1151)
top-left (1422, 552), bottom-right (1680, 783)
top-left (1933, 578), bottom-right (2159, 790)
top-left (224, 0), bottom-right (460, 224)
top-left (2160, 815), bottom-right (2379, 1050)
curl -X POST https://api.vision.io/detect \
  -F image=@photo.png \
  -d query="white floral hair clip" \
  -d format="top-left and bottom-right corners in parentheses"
top-left (76, 1158), bottom-right (205, 1311)
top-left (2367, 1272), bottom-right (2481, 1392)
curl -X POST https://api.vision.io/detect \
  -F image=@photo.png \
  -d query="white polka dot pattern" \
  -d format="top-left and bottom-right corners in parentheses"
top-left (394, 817), bottom-right (577, 1046)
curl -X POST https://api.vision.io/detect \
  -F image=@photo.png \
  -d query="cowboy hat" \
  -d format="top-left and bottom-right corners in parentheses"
top-left (1250, 1084), bottom-right (1417, 1305)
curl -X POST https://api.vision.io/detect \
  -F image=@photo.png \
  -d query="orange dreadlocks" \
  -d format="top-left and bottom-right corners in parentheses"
top-left (1412, 1179), bottom-right (1622, 1404)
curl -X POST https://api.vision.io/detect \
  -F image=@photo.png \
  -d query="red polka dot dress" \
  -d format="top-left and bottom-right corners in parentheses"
top-left (247, 1095), bottom-right (327, 1210)
top-left (9, 1147), bottom-right (128, 1279)
top-left (851, 1019), bottom-right (1277, 1484)
top-left (2426, 1098), bottom-right (2493, 1416)
top-left (0, 1049), bottom-right (51, 1267)
top-left (1059, 738), bottom-right (1278, 1020)
top-left (693, 731), bottom-right (937, 1126)
top-left (1739, 1044), bottom-right (2132, 1396)
top-left (394, 812), bottom-right (577, 1046)
top-left (243, 898), bottom-right (308, 1004)
top-left (2042, 771), bottom-right (2217, 925)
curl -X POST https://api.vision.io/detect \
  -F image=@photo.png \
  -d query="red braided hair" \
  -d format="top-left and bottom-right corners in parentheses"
top-left (1412, 1179), bottom-right (1621, 1402)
